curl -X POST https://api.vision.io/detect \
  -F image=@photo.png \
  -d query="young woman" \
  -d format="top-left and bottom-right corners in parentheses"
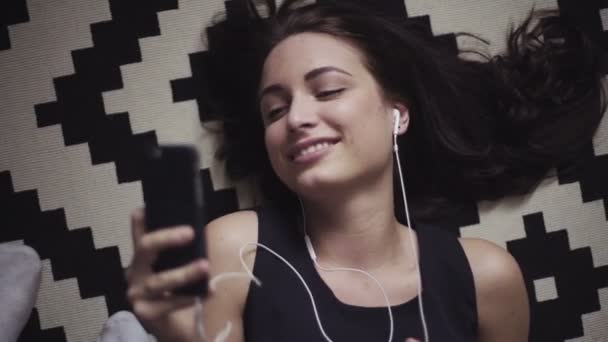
top-left (126, 1), bottom-right (605, 341)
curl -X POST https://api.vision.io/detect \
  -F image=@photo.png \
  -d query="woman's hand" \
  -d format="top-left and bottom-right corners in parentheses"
top-left (126, 208), bottom-right (209, 341)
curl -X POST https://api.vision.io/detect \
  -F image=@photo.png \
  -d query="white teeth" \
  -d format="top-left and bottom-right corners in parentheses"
top-left (295, 142), bottom-right (333, 158)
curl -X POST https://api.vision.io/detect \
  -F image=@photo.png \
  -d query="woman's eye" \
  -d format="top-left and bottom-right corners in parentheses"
top-left (265, 107), bottom-right (286, 121)
top-left (316, 88), bottom-right (345, 99)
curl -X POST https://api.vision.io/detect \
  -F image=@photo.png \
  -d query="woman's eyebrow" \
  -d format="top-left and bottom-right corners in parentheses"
top-left (258, 84), bottom-right (284, 102)
top-left (304, 66), bottom-right (353, 81)
top-left (258, 66), bottom-right (352, 101)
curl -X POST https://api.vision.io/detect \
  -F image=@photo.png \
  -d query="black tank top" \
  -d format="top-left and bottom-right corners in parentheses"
top-left (243, 206), bottom-right (478, 341)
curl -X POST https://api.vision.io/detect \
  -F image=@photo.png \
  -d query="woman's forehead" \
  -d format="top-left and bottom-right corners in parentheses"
top-left (260, 32), bottom-right (368, 84)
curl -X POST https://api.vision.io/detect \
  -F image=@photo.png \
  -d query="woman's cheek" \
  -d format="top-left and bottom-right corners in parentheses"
top-left (264, 129), bottom-right (287, 175)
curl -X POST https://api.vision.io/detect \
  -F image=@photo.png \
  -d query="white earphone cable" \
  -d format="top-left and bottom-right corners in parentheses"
top-left (195, 241), bottom-right (336, 342)
top-left (299, 199), bottom-right (395, 342)
top-left (394, 124), bottom-right (429, 342)
top-left (240, 242), bottom-right (336, 342)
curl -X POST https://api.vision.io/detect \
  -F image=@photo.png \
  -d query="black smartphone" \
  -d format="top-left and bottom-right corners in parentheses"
top-left (141, 144), bottom-right (208, 297)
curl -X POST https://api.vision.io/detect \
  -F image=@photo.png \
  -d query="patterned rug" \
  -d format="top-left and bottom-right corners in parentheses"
top-left (1, 0), bottom-right (607, 341)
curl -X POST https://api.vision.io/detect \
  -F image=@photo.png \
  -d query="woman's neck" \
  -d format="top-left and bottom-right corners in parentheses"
top-left (302, 184), bottom-right (408, 272)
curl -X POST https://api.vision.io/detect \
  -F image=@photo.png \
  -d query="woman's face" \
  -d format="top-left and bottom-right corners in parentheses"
top-left (259, 32), bottom-right (398, 198)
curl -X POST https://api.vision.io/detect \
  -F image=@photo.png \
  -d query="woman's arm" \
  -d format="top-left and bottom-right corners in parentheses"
top-left (460, 238), bottom-right (530, 342)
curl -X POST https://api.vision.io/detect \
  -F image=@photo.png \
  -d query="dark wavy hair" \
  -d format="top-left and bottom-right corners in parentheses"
top-left (201, 0), bottom-right (606, 220)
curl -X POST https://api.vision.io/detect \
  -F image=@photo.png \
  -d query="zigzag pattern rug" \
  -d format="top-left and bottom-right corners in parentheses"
top-left (1, 0), bottom-right (607, 341)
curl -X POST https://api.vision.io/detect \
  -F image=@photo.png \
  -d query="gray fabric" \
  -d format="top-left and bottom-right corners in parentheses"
top-left (0, 243), bottom-right (42, 342)
top-left (97, 311), bottom-right (156, 342)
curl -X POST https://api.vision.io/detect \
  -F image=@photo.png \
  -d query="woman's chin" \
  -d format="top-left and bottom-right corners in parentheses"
top-left (292, 171), bottom-right (350, 198)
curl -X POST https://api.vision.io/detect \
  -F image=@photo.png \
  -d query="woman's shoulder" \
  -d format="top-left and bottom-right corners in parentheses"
top-left (458, 237), bottom-right (530, 340)
top-left (206, 209), bottom-right (259, 247)
top-left (205, 209), bottom-right (260, 283)
top-left (457, 238), bottom-right (523, 291)
top-left (203, 210), bottom-right (260, 315)
top-left (205, 204), bottom-right (298, 260)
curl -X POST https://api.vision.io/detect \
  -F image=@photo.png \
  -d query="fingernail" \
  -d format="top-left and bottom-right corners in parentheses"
top-left (180, 227), bottom-right (194, 237)
top-left (198, 260), bottom-right (208, 270)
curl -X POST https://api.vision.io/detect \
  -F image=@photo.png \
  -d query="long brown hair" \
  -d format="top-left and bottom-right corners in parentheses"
top-left (202, 0), bottom-right (606, 220)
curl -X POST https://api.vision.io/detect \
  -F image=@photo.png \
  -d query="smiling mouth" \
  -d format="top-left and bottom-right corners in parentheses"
top-left (290, 141), bottom-right (338, 161)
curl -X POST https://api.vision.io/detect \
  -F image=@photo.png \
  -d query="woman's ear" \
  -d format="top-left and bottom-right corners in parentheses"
top-left (394, 104), bottom-right (410, 135)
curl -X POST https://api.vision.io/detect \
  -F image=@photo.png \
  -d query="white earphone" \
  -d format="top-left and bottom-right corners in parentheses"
top-left (392, 108), bottom-right (400, 152)
top-left (393, 108), bottom-right (400, 136)
top-left (391, 106), bottom-right (429, 342)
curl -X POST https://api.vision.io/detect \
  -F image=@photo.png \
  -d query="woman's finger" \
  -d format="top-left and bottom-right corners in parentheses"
top-left (128, 259), bottom-right (208, 300)
top-left (130, 208), bottom-right (146, 242)
top-left (129, 225), bottom-right (195, 278)
top-left (132, 209), bottom-right (193, 250)
top-left (132, 296), bottom-right (197, 322)
top-left (138, 225), bottom-right (194, 254)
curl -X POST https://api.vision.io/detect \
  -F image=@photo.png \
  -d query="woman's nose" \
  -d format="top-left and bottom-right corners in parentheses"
top-left (286, 98), bottom-right (319, 131)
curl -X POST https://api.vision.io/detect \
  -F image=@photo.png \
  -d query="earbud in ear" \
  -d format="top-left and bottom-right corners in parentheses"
top-left (392, 108), bottom-right (400, 136)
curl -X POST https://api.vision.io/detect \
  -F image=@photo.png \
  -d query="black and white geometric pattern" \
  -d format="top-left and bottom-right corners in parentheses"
top-left (1, 0), bottom-right (606, 341)
top-left (0, 0), bottom-right (29, 50)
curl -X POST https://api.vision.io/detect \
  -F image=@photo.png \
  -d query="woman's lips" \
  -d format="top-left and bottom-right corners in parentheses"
top-left (291, 141), bottom-right (336, 163)
top-left (288, 138), bottom-right (340, 163)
